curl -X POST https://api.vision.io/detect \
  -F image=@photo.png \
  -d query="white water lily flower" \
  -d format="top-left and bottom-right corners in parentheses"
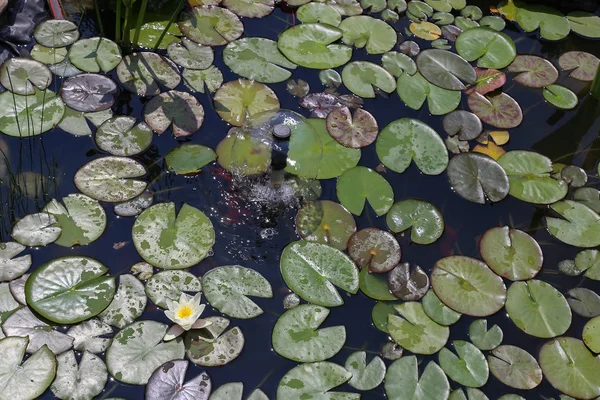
top-left (163, 293), bottom-right (212, 341)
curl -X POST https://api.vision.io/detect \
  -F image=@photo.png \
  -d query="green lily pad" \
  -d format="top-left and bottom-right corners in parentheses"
top-left (425, 0), bottom-right (465, 12)
top-left (68, 37), bottom-right (122, 73)
top-left (516, 5), bottom-right (570, 40)
top-left (0, 89), bottom-right (65, 137)
top-left (132, 202), bottom-right (215, 269)
top-left (51, 351), bottom-right (107, 400)
top-left (339, 15), bottom-right (397, 54)
top-left (416, 49), bottom-right (476, 90)
top-left (214, 79), bottom-right (280, 126)
top-left (422, 290), bottom-right (461, 326)
top-left (479, 226), bottom-right (543, 280)
top-left (382, 51), bottom-right (417, 77)
top-left (567, 11), bottom-right (600, 38)
top-left (223, 37), bottom-right (297, 83)
top-left (432, 255), bottom-right (507, 316)
top-left (508, 55), bottom-right (558, 88)
top-left (74, 156), bottom-right (147, 203)
top-left (558, 51), bottom-right (599, 81)
top-left (116, 52), bottom-right (181, 96)
top-left (0, 336), bottom-right (56, 400)
top-left (488, 345), bottom-right (542, 390)
top-left (280, 240), bottom-right (359, 307)
top-left (455, 27), bottom-right (516, 69)
top-left (575, 249), bottom-right (600, 280)
top-left (326, 107), bottom-right (378, 148)
top-left (29, 44), bottom-right (68, 65)
top-left (106, 320), bottom-right (185, 385)
top-left (341, 61), bottom-right (396, 98)
top-left (377, 118), bottom-right (448, 175)
top-left (345, 351), bottom-right (385, 391)
top-left (359, 268), bottom-right (397, 301)
top-left (223, 0), bottom-right (273, 17)
top-left (480, 15), bottom-right (506, 30)
top-left (295, 200), bottom-right (356, 251)
top-left (546, 200), bottom-right (600, 247)
top-left (447, 152), bottom-right (509, 204)
top-left (145, 270), bottom-right (202, 309)
top-left (348, 228), bottom-right (401, 273)
top-left (165, 144), bottom-right (216, 175)
top-left (66, 318), bottom-right (113, 354)
top-left (272, 304), bottom-right (345, 362)
top-left (386, 199), bottom-right (444, 245)
top-left (543, 84), bottom-right (578, 110)
top-left (183, 66), bottom-right (223, 94)
top-left (95, 116), bottom-right (153, 156)
top-left (371, 301), bottom-right (400, 332)
top-left (469, 319), bottom-right (503, 350)
top-left (336, 166), bottom-right (394, 216)
top-left (574, 186), bottom-right (600, 211)
top-left (388, 301), bottom-right (449, 355)
top-left (410, 21), bottom-right (442, 39)
top-left (144, 90), bottom-right (205, 137)
top-left (468, 92), bottom-right (523, 129)
top-left (179, 5), bottom-right (244, 46)
top-left (297, 3), bottom-right (342, 26)
top-left (277, 23), bottom-right (352, 69)
top-left (58, 107), bottom-right (112, 137)
top-left (539, 337), bottom-right (600, 399)
top-left (186, 316), bottom-right (244, 367)
top-left (497, 151), bottom-right (568, 204)
top-left (396, 72), bottom-right (461, 115)
top-left (43, 194), bottom-right (106, 247)
top-left (25, 256), bottom-right (116, 324)
top-left (98, 274), bottom-right (146, 328)
top-left (567, 288), bottom-right (600, 318)
top-left (0, 242), bottom-right (31, 282)
top-left (583, 316), bottom-right (600, 353)
top-left (385, 356), bottom-right (450, 400)
top-left (0, 58), bottom-right (52, 95)
top-left (277, 362), bottom-right (358, 400)
top-left (34, 19), bottom-right (80, 47)
top-left (439, 340), bottom-right (489, 387)
top-left (216, 127), bottom-right (271, 176)
top-left (506, 280), bottom-right (571, 338)
top-left (167, 38), bottom-right (213, 70)
top-left (11, 212), bottom-right (61, 247)
top-left (146, 360), bottom-right (210, 400)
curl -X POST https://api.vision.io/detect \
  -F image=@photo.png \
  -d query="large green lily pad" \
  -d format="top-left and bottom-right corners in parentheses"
top-left (546, 200), bottom-right (600, 248)
top-left (68, 37), bottom-right (122, 73)
top-left (339, 15), bottom-right (397, 54)
top-left (397, 72), bottom-right (461, 115)
top-left (277, 362), bottom-right (358, 400)
top-left (0, 58), bottom-right (52, 95)
top-left (341, 61), bottom-right (397, 98)
top-left (385, 356), bottom-right (449, 400)
top-left (386, 199), bottom-right (444, 244)
top-left (336, 166), bottom-right (394, 216)
top-left (455, 27), bottom-right (516, 69)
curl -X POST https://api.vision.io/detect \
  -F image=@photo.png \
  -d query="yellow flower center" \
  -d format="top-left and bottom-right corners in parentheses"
top-left (176, 305), bottom-right (194, 319)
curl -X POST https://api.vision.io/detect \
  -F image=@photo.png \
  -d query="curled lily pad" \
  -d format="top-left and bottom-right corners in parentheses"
top-left (34, 19), bottom-right (80, 47)
top-left (11, 212), bottom-right (60, 247)
top-left (348, 228), bottom-right (401, 273)
top-left (223, 37), bottom-right (296, 84)
top-left (179, 6), bottom-right (243, 46)
top-left (479, 226), bottom-right (543, 281)
top-left (508, 55), bottom-right (558, 88)
top-left (165, 144), bottom-right (216, 175)
top-left (0, 242), bottom-right (30, 282)
top-left (397, 72), bottom-right (461, 115)
top-left (146, 360), bottom-right (211, 400)
top-left (546, 200), bottom-right (600, 248)
top-left (277, 23), bottom-right (352, 69)
top-left (516, 5), bottom-right (570, 40)
top-left (447, 152), bottom-right (509, 204)
top-left (388, 301), bottom-right (449, 354)
top-left (277, 362), bottom-right (357, 400)
top-left (558, 51), bottom-right (600, 81)
top-left (295, 200), bottom-right (356, 251)
top-left (488, 345), bottom-right (542, 390)
top-left (60, 73), bottom-right (117, 113)
top-left (133, 203), bottom-right (215, 269)
top-left (144, 90), bottom-right (205, 138)
top-left (377, 118), bottom-right (448, 175)
top-left (95, 116), bottom-right (153, 156)
top-left (506, 280), bottom-right (571, 338)
top-left (341, 61), bottom-right (396, 98)
top-left (185, 316), bottom-right (244, 367)
top-left (432, 256), bottom-right (507, 316)
top-left (423, 290), bottom-right (461, 326)
top-left (339, 16), bottom-right (397, 54)
top-left (146, 271), bottom-right (202, 309)
top-left (417, 49), bottom-right (476, 90)
top-left (117, 52), bottom-right (181, 96)
top-left (9, 274), bottom-right (28, 305)
top-left (99, 274), bottom-right (147, 328)
top-left (567, 288), bottom-right (600, 318)
top-left (297, 3), bottom-right (342, 26)
top-left (464, 67), bottom-right (506, 95)
top-left (468, 92), bottom-right (523, 129)
top-left (280, 241), bottom-right (359, 307)
top-left (336, 166), bottom-right (394, 217)
top-left (469, 319), bottom-right (503, 350)
top-left (345, 351), bottom-right (385, 391)
top-left (183, 66), bottom-right (223, 94)
top-left (385, 356), bottom-right (449, 400)
top-left (214, 79), bottom-right (280, 126)
top-left (0, 89), bottom-right (65, 137)
top-left (74, 156), bottom-right (147, 203)
top-left (543, 84), bottom-right (578, 110)
top-left (539, 337), bottom-right (600, 399)
top-left (167, 38), bottom-right (213, 70)
top-left (0, 58), bottom-right (52, 95)
top-left (68, 37), bottom-right (122, 73)
top-left (51, 350), bottom-right (107, 400)
top-left (386, 199), bottom-right (444, 245)
top-left (442, 110), bottom-right (482, 140)
top-left (272, 304), bottom-right (345, 362)
top-left (439, 340), bottom-right (489, 387)
top-left (388, 262), bottom-right (429, 301)
top-left (583, 316), bottom-right (600, 353)
top-left (66, 318), bottom-right (113, 354)
top-left (26, 256), bottom-right (116, 324)
top-left (456, 27), bottom-right (516, 69)
top-left (326, 107), bottom-right (378, 148)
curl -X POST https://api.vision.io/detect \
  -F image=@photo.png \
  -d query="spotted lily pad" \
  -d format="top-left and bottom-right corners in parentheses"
top-left (339, 16), bottom-right (397, 54)
top-left (277, 362), bottom-right (358, 399)
top-left (34, 19), bottom-right (80, 47)
top-left (546, 200), bottom-right (600, 248)
top-left (336, 166), bottom-right (394, 216)
top-left (60, 73), bottom-right (117, 113)
top-left (95, 116), bottom-right (153, 156)
top-left (167, 38), bottom-right (213, 70)
top-left (144, 90), bottom-right (205, 137)
top-left (98, 274), bottom-right (146, 328)
top-left (179, 6), bottom-right (243, 46)
top-left (51, 350), bottom-right (107, 400)
top-left (214, 79), bottom-right (280, 126)
top-left (224, 38), bottom-right (296, 83)
top-left (348, 228), bottom-right (401, 273)
top-left (133, 202), bottom-right (215, 269)
top-left (272, 304), bottom-right (345, 362)
top-left (68, 37), bottom-right (122, 73)
top-left (58, 107), bottom-right (112, 137)
top-left (508, 55), bottom-right (558, 88)
top-left (145, 271), bottom-right (202, 309)
top-left (326, 107), bottom-right (378, 148)
top-left (183, 66), bottom-right (223, 94)
top-left (417, 49), bottom-right (476, 90)
top-left (397, 72), bottom-right (461, 115)
top-left (11, 212), bottom-right (61, 247)
top-left (386, 199), bottom-right (444, 245)
top-left (0, 58), bottom-right (52, 95)
top-left (116, 52), bottom-right (181, 96)
top-left (295, 200), bottom-right (356, 251)
top-left (385, 356), bottom-right (449, 400)
top-left (439, 340), bottom-right (489, 387)
top-left (469, 319), bottom-right (503, 350)
top-left (146, 360), bottom-right (210, 400)
top-left (447, 152), bottom-right (509, 204)
top-left (0, 89), bottom-right (65, 137)
top-left (66, 318), bottom-right (113, 354)
top-left (345, 351), bottom-right (385, 391)
top-left (558, 51), bottom-right (600, 81)
top-left (0, 242), bottom-right (31, 282)
top-left (455, 27), bottom-right (516, 69)
top-left (543, 84), bottom-right (578, 110)
top-left (488, 345), bottom-right (542, 390)
top-left (468, 92), bottom-right (523, 129)
top-left (186, 316), bottom-right (244, 367)
top-left (388, 301), bottom-right (450, 354)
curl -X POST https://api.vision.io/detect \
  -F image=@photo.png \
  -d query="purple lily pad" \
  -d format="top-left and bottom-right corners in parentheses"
top-left (299, 92), bottom-right (343, 118)
top-left (326, 107), bottom-right (378, 148)
top-left (558, 51), bottom-right (600, 81)
top-left (464, 67), bottom-right (506, 95)
top-left (60, 73), bottom-right (117, 112)
top-left (508, 55), bottom-right (558, 88)
top-left (348, 228), bottom-right (401, 273)
top-left (468, 92), bottom-right (523, 129)
top-left (387, 262), bottom-right (429, 301)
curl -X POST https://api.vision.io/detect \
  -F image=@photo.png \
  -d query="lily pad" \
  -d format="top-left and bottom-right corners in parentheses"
top-left (26, 256), bottom-right (116, 324)
top-left (295, 200), bottom-right (356, 251)
top-left (297, 3), bottom-right (342, 26)
top-left (567, 288), bottom-right (600, 318)
top-left (506, 280), bottom-right (571, 338)
top-left (60, 73), bottom-right (117, 113)
top-left (447, 152), bottom-right (509, 204)
top-left (66, 318), bottom-right (113, 354)
top-left (74, 156), bottom-right (147, 203)
top-left (372, 301), bottom-right (400, 332)
top-left (377, 118), bottom-right (448, 175)
top-left (465, 67), bottom-right (506, 95)
top-left (468, 92), bottom-right (523, 129)
top-left (385, 356), bottom-right (449, 400)
top-left (51, 350), bottom-right (107, 400)
top-left (341, 61), bottom-right (396, 98)
top-left (0, 242), bottom-right (31, 282)
top-left (410, 21), bottom-right (442, 40)
top-left (277, 23), bottom-right (352, 69)
top-left (388, 301), bottom-right (450, 354)
top-left (508, 55), bottom-right (558, 88)
top-left (479, 226), bottom-right (543, 281)
top-left (179, 6), bottom-right (243, 46)
top-left (183, 66), bottom-right (223, 94)
top-left (469, 319), bottom-right (503, 350)
top-left (213, 79), bottom-right (280, 126)
top-left (339, 16), bottom-right (397, 54)
top-left (359, 269), bottom-right (397, 301)
top-left (146, 360), bottom-right (211, 400)
top-left (99, 274), bottom-right (147, 328)
top-left (455, 27), bottom-right (516, 69)
top-left (543, 84), bottom-right (578, 110)
top-left (48, 57), bottom-right (82, 78)
top-left (348, 228), bottom-right (401, 273)
top-left (167, 38), bottom-right (214, 70)
top-left (116, 52), bottom-right (181, 96)
top-left (326, 107), bottom-right (378, 148)
top-left (165, 144), bottom-right (216, 175)
top-left (106, 320), bottom-right (185, 385)
top-left (277, 362), bottom-right (358, 400)
top-left (382, 51), bottom-right (417, 77)
top-left (58, 107), bottom-right (112, 137)
top-left (95, 116), bottom-right (153, 156)
top-left (442, 110), bottom-right (482, 140)
top-left (575, 249), bottom-right (600, 280)
top-left (417, 49), bottom-right (476, 90)
top-left (146, 270), bottom-right (202, 309)
top-left (432, 255), bottom-right (507, 316)
top-left (68, 37), bottom-right (122, 73)
top-left (422, 290), bottom-right (462, 326)
top-left (34, 19), bottom-right (80, 47)
top-left (0, 283), bottom-right (19, 324)
top-left (224, 38), bottom-right (296, 84)
top-left (11, 212), bottom-right (61, 247)
top-left (558, 51), bottom-right (600, 81)
top-left (132, 202), bottom-right (215, 269)
top-left (388, 262), bottom-right (429, 301)
top-left (186, 316), bottom-right (244, 367)
top-left (397, 72), bottom-right (461, 115)
top-left (336, 166), bottom-right (394, 216)
top-left (272, 304), bottom-right (345, 362)
top-left (216, 127), bottom-right (271, 175)
top-left (516, 5), bottom-right (570, 40)
top-left (0, 58), bottom-right (52, 95)
top-left (439, 340), bottom-right (489, 387)
top-left (488, 345), bottom-right (542, 390)
top-left (144, 90), bottom-right (205, 137)
top-left (546, 200), bottom-right (600, 248)
top-left (386, 199), bottom-right (444, 245)
top-left (280, 240), bottom-right (359, 307)
top-left (0, 89), bottom-right (65, 137)
top-left (583, 316), bottom-right (600, 353)
top-left (567, 11), bottom-right (600, 38)
top-left (345, 351), bottom-right (385, 391)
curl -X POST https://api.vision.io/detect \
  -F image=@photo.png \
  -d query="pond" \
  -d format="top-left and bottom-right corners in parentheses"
top-left (0, 0), bottom-right (600, 399)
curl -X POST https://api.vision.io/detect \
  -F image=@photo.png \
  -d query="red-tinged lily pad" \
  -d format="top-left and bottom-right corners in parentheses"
top-left (558, 51), bottom-right (600, 81)
top-left (507, 55), bottom-right (558, 88)
top-left (326, 107), bottom-right (378, 148)
top-left (143, 90), bottom-right (204, 138)
top-left (60, 74), bottom-right (117, 113)
top-left (464, 68), bottom-right (506, 95)
top-left (468, 92), bottom-right (523, 129)
top-left (348, 228), bottom-right (401, 273)
top-left (388, 262), bottom-right (429, 301)
top-left (488, 345), bottom-right (542, 390)
top-left (295, 200), bottom-right (356, 251)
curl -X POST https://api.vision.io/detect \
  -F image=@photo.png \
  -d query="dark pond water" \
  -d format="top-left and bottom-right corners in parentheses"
top-left (1, 1), bottom-right (600, 399)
